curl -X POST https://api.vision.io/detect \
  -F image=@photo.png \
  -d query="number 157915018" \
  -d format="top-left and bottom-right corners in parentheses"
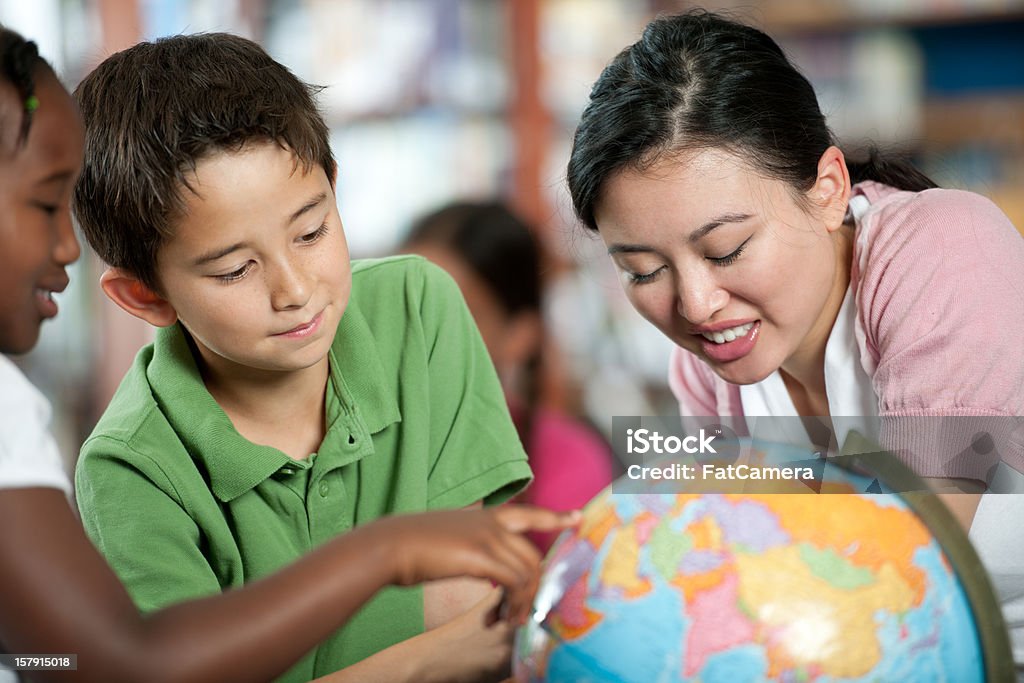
top-left (1, 654), bottom-right (76, 670)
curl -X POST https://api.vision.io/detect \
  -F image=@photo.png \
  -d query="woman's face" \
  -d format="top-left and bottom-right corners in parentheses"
top-left (593, 147), bottom-right (850, 386)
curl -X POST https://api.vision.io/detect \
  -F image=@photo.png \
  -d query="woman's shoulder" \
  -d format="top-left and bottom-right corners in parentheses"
top-left (856, 181), bottom-right (1018, 249)
top-left (851, 181), bottom-right (1024, 380)
top-left (852, 181), bottom-right (1023, 300)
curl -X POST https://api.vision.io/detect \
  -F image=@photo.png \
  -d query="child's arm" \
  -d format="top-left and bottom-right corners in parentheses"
top-left (423, 500), bottom-right (492, 631)
top-left (0, 488), bottom-right (574, 683)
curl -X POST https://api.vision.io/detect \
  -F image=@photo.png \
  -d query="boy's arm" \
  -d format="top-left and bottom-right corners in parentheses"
top-left (74, 443), bottom-right (224, 612)
top-left (415, 260), bottom-right (532, 512)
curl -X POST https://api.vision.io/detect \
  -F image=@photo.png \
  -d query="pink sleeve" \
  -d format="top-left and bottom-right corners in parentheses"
top-left (857, 188), bottom-right (1024, 479)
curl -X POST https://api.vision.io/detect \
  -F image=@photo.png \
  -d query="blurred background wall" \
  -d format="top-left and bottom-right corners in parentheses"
top-left (3, 0), bottom-right (1023, 474)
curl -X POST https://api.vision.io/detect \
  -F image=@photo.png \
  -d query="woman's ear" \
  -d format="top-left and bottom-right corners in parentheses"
top-left (811, 145), bottom-right (852, 233)
top-left (99, 268), bottom-right (178, 327)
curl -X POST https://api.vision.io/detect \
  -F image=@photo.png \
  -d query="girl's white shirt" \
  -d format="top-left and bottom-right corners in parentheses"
top-left (0, 355), bottom-right (71, 494)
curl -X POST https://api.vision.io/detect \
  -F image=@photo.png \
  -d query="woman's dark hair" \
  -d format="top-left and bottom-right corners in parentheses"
top-left (0, 25), bottom-right (45, 147)
top-left (567, 10), bottom-right (936, 231)
top-left (405, 201), bottom-right (542, 316)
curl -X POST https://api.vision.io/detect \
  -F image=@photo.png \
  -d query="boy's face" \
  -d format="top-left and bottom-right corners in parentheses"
top-left (155, 142), bottom-right (350, 377)
top-left (0, 70), bottom-right (82, 354)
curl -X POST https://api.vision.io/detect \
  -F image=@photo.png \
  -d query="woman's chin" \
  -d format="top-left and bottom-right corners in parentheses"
top-left (706, 357), bottom-right (775, 386)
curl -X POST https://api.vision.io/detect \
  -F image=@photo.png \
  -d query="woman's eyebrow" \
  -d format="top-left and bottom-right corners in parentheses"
top-left (607, 243), bottom-right (655, 255)
top-left (689, 213), bottom-right (753, 243)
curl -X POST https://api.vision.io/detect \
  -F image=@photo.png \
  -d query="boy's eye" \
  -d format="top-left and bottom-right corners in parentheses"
top-left (216, 262), bottom-right (254, 283)
top-left (299, 222), bottom-right (329, 244)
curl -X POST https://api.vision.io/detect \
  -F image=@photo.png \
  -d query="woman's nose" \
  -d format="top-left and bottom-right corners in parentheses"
top-left (677, 274), bottom-right (728, 324)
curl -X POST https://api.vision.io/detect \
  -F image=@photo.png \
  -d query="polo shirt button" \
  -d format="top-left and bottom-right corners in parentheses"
top-left (319, 480), bottom-right (330, 497)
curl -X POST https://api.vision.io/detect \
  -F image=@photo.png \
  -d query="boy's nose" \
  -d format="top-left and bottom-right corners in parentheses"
top-left (269, 260), bottom-right (313, 311)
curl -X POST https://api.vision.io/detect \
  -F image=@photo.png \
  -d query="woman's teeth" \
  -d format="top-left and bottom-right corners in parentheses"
top-left (701, 322), bottom-right (753, 344)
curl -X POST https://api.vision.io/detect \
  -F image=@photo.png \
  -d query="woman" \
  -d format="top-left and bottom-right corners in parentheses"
top-left (566, 9), bottom-right (1024, 671)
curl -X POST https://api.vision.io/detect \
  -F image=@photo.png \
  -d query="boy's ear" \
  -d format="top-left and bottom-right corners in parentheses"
top-left (811, 145), bottom-right (851, 233)
top-left (99, 268), bottom-right (178, 327)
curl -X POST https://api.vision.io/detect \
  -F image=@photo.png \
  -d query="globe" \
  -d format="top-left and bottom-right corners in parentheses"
top-left (513, 435), bottom-right (1012, 682)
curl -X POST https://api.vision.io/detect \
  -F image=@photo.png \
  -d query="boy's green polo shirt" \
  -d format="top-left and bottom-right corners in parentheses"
top-left (75, 256), bottom-right (532, 682)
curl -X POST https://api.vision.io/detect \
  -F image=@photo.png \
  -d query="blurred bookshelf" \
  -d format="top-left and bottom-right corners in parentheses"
top-left (746, 0), bottom-right (1024, 31)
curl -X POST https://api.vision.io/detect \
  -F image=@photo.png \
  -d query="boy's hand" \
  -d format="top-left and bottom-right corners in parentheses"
top-left (418, 587), bottom-right (513, 683)
top-left (371, 505), bottom-right (579, 623)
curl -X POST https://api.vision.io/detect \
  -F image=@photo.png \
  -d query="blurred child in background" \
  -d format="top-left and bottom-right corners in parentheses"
top-left (404, 201), bottom-right (615, 551)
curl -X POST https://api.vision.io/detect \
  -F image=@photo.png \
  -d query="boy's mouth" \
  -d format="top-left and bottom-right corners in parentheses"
top-left (274, 310), bottom-right (325, 338)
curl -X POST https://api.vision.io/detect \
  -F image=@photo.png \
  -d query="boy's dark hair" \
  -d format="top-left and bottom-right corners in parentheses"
top-left (72, 32), bottom-right (337, 292)
top-left (0, 25), bottom-right (46, 149)
top-left (567, 10), bottom-right (936, 232)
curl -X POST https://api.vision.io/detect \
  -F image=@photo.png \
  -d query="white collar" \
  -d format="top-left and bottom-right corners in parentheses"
top-left (739, 284), bottom-right (880, 448)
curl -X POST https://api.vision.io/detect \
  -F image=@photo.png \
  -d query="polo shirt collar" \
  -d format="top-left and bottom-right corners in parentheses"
top-left (147, 298), bottom-right (400, 503)
top-left (327, 294), bottom-right (401, 436)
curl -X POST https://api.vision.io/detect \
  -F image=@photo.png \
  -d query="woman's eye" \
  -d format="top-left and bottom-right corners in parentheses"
top-left (300, 222), bottom-right (329, 243)
top-left (627, 266), bottom-right (665, 284)
top-left (707, 236), bottom-right (752, 266)
top-left (33, 201), bottom-right (59, 215)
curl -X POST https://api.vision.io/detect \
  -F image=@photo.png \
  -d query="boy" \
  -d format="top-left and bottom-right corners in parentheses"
top-left (72, 33), bottom-right (534, 682)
